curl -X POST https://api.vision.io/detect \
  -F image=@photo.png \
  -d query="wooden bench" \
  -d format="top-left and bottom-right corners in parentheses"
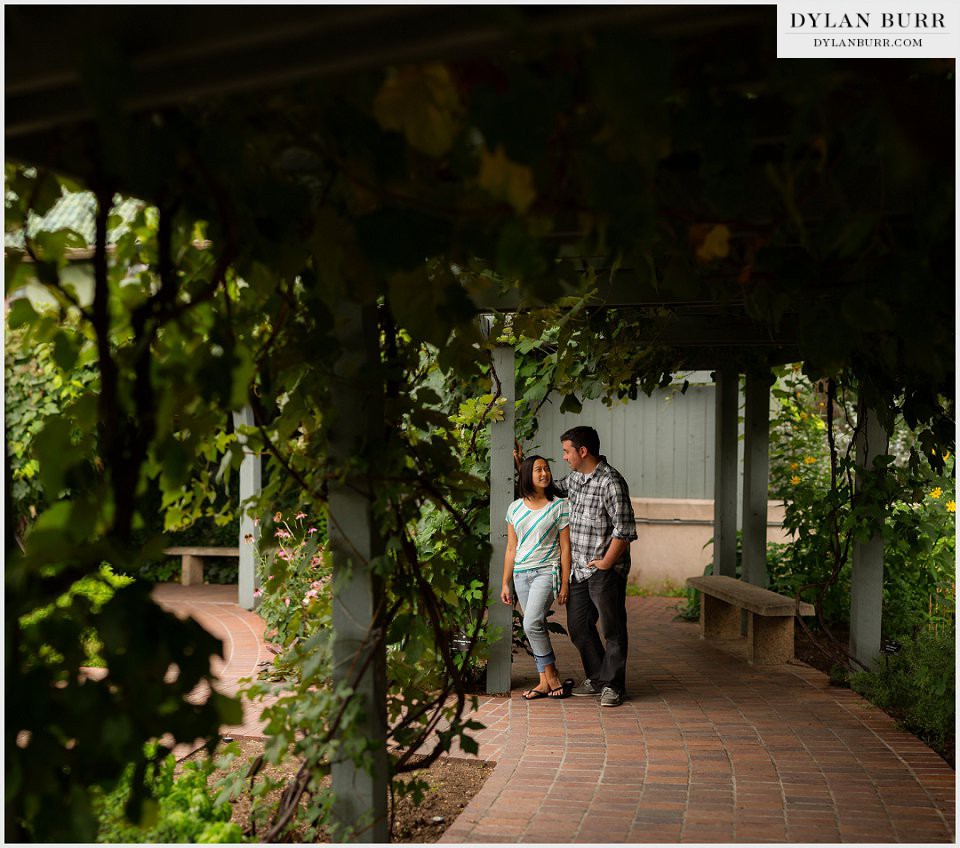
top-left (163, 546), bottom-right (240, 586)
top-left (686, 575), bottom-right (815, 665)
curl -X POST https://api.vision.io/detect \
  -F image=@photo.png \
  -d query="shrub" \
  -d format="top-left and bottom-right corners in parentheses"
top-left (851, 627), bottom-right (955, 749)
top-left (95, 754), bottom-right (243, 843)
top-left (255, 511), bottom-right (331, 653)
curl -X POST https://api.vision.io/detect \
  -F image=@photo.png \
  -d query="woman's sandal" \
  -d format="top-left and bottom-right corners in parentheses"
top-left (522, 688), bottom-right (550, 700)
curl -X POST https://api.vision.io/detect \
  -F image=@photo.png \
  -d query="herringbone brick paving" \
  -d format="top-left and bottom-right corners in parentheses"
top-left (151, 586), bottom-right (954, 843)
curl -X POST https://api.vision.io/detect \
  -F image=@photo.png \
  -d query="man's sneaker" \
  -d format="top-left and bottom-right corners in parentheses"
top-left (570, 678), bottom-right (601, 696)
top-left (600, 686), bottom-right (623, 707)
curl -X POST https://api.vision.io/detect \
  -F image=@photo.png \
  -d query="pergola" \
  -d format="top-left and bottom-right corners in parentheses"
top-left (475, 278), bottom-right (886, 694)
top-left (7, 6), bottom-right (943, 842)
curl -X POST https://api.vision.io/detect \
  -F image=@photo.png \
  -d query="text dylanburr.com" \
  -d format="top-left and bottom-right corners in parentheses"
top-left (777, 3), bottom-right (959, 58)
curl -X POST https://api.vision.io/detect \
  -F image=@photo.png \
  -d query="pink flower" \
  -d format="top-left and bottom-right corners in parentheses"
top-left (274, 528), bottom-right (292, 539)
top-left (253, 588), bottom-right (262, 598)
top-left (267, 574), bottom-right (274, 581)
top-left (295, 512), bottom-right (307, 520)
top-left (310, 555), bottom-right (321, 567)
top-left (244, 533), bottom-right (254, 543)
top-left (308, 527), bottom-right (318, 535)
top-left (283, 598), bottom-right (290, 607)
top-left (277, 550), bottom-right (290, 561)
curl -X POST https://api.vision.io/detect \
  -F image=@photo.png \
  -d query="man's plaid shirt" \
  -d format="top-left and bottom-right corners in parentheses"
top-left (553, 457), bottom-right (637, 582)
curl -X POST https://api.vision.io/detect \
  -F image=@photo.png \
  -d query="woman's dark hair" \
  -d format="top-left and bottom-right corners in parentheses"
top-left (519, 455), bottom-right (560, 500)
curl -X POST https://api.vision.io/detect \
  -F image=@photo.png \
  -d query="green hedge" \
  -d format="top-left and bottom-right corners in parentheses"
top-left (851, 628), bottom-right (955, 750)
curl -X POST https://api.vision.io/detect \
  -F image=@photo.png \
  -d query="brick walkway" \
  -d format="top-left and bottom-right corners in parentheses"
top-left (441, 598), bottom-right (955, 844)
top-left (151, 584), bottom-right (271, 739)
top-left (154, 587), bottom-right (954, 843)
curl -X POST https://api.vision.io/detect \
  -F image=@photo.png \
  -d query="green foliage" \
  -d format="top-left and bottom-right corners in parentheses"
top-left (882, 492), bottom-right (956, 639)
top-left (95, 753), bottom-right (244, 843)
top-left (769, 368), bottom-right (955, 635)
top-left (255, 511), bottom-right (332, 656)
top-left (626, 581), bottom-right (688, 598)
top-left (851, 628), bottom-right (955, 749)
top-left (6, 171), bottom-right (240, 841)
top-left (18, 563), bottom-right (134, 668)
top-left (4, 322), bottom-right (99, 530)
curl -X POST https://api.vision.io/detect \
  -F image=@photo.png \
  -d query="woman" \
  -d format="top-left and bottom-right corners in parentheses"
top-left (501, 455), bottom-right (573, 699)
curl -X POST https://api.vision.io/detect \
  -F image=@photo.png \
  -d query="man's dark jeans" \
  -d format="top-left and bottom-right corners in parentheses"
top-left (567, 568), bottom-right (628, 694)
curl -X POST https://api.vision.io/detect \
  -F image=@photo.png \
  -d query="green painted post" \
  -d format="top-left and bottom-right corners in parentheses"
top-left (328, 301), bottom-right (388, 842)
top-left (712, 369), bottom-right (739, 578)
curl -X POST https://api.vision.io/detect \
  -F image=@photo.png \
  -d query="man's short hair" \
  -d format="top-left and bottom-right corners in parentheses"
top-left (560, 425), bottom-right (600, 458)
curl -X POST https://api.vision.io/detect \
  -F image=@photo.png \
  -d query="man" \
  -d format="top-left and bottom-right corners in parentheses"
top-left (547, 426), bottom-right (637, 707)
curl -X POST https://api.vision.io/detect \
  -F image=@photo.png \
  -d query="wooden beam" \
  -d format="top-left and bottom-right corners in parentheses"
top-left (849, 402), bottom-right (888, 670)
top-left (485, 340), bottom-right (515, 695)
top-left (712, 369), bottom-right (739, 578)
top-left (5, 7), bottom-right (769, 138)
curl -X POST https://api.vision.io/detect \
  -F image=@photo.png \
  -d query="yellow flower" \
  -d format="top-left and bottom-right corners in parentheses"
top-left (790, 475), bottom-right (801, 485)
top-left (946, 500), bottom-right (956, 513)
top-left (803, 456), bottom-right (817, 465)
top-left (789, 462), bottom-right (799, 471)
top-left (799, 412), bottom-right (809, 421)
top-left (930, 487), bottom-right (943, 499)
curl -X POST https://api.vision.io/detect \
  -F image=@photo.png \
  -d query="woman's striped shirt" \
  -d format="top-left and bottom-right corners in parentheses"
top-left (506, 497), bottom-right (569, 572)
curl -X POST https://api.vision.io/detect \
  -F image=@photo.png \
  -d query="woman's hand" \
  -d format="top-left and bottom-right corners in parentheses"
top-left (557, 583), bottom-right (569, 606)
top-left (501, 583), bottom-right (513, 605)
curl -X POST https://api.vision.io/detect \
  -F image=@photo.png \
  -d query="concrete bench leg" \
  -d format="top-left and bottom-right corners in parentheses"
top-left (701, 594), bottom-right (741, 639)
top-left (747, 613), bottom-right (794, 664)
top-left (181, 554), bottom-right (204, 586)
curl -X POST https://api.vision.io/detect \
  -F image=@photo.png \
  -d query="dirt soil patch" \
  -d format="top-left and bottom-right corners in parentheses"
top-left (181, 737), bottom-right (494, 842)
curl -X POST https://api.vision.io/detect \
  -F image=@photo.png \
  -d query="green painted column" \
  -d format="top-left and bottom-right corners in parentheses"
top-left (232, 404), bottom-right (261, 611)
top-left (485, 339), bottom-right (515, 695)
top-left (741, 371), bottom-right (772, 588)
top-left (328, 301), bottom-right (388, 842)
top-left (712, 369), bottom-right (739, 578)
top-left (849, 401), bottom-right (888, 670)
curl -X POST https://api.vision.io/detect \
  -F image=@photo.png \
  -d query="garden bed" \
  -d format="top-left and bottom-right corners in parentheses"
top-left (182, 738), bottom-right (494, 842)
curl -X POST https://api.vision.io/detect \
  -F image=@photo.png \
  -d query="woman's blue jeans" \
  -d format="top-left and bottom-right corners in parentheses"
top-left (513, 565), bottom-right (557, 672)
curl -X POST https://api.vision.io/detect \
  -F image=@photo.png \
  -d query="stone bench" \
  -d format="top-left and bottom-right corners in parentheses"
top-left (686, 575), bottom-right (815, 665)
top-left (163, 546), bottom-right (240, 586)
